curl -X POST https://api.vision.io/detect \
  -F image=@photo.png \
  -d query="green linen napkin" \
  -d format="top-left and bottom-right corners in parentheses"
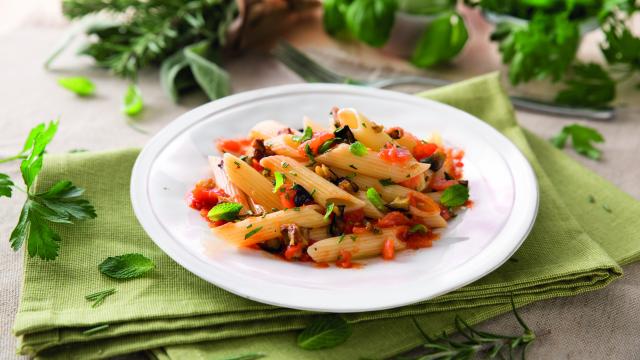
top-left (13, 73), bottom-right (640, 360)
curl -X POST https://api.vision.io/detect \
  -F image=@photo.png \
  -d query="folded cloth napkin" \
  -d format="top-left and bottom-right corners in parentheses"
top-left (13, 73), bottom-right (640, 360)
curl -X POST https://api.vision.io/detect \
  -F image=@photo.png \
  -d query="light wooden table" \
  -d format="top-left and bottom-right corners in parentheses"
top-left (0, 5), bottom-right (638, 360)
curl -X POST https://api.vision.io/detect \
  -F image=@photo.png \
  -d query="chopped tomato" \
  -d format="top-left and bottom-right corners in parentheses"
top-left (412, 143), bottom-right (438, 160)
top-left (399, 174), bottom-right (423, 189)
top-left (465, 200), bottom-right (474, 208)
top-left (342, 209), bottom-right (365, 234)
top-left (314, 262), bottom-right (330, 268)
top-left (382, 238), bottom-right (395, 260)
top-left (284, 243), bottom-right (303, 260)
top-left (453, 149), bottom-right (465, 160)
top-left (190, 180), bottom-right (221, 211)
top-left (279, 186), bottom-right (297, 209)
top-left (440, 206), bottom-right (453, 221)
top-left (377, 211), bottom-right (412, 228)
top-left (336, 250), bottom-right (353, 268)
top-left (378, 143), bottom-right (412, 164)
top-left (298, 132), bottom-right (335, 157)
top-left (216, 138), bottom-right (251, 155)
top-left (404, 233), bottom-right (434, 249)
top-left (251, 158), bottom-right (264, 172)
top-left (352, 226), bottom-right (368, 234)
top-left (431, 177), bottom-right (458, 191)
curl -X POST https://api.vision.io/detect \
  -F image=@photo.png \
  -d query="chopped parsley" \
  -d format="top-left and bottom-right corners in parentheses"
top-left (305, 143), bottom-right (316, 165)
top-left (244, 226), bottom-right (263, 239)
top-left (273, 172), bottom-right (285, 193)
top-left (293, 207), bottom-right (301, 211)
top-left (233, 161), bottom-right (241, 169)
top-left (324, 202), bottom-right (335, 222)
top-left (366, 187), bottom-right (386, 212)
top-left (361, 122), bottom-right (367, 128)
top-left (338, 234), bottom-right (346, 243)
top-left (310, 189), bottom-right (317, 197)
top-left (379, 178), bottom-right (394, 186)
top-left (349, 141), bottom-right (367, 156)
top-left (408, 224), bottom-right (427, 234)
top-left (293, 126), bottom-right (313, 142)
top-left (246, 224), bottom-right (253, 229)
top-left (208, 202), bottom-right (244, 221)
top-left (282, 161), bottom-right (290, 168)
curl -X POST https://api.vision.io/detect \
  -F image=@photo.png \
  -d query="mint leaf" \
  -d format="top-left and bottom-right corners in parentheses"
top-left (440, 184), bottom-right (469, 207)
top-left (297, 314), bottom-right (352, 350)
top-left (99, 253), bottom-right (155, 279)
top-left (0, 173), bottom-right (13, 198)
top-left (550, 124), bottom-right (604, 160)
top-left (273, 172), bottom-right (285, 193)
top-left (324, 202), bottom-right (335, 222)
top-left (292, 127), bottom-right (313, 143)
top-left (349, 141), bottom-right (367, 156)
top-left (345, 0), bottom-right (397, 47)
top-left (122, 84), bottom-right (143, 116)
top-left (208, 202), bottom-right (243, 221)
top-left (366, 187), bottom-right (386, 211)
top-left (411, 12), bottom-right (468, 68)
top-left (58, 76), bottom-right (95, 96)
top-left (555, 63), bottom-right (616, 107)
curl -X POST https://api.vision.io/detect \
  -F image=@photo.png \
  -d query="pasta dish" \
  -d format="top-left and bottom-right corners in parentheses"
top-left (188, 107), bottom-right (471, 268)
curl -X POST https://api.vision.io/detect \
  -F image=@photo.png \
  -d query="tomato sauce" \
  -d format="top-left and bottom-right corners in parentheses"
top-left (378, 143), bottom-right (412, 164)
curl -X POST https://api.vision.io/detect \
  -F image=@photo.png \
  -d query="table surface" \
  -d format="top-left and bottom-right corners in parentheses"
top-left (1, 4), bottom-right (639, 360)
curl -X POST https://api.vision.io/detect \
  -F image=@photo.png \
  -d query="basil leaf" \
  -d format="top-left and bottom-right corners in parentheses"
top-left (0, 173), bottom-right (13, 198)
top-left (440, 184), bottom-right (469, 207)
top-left (184, 41), bottom-right (230, 100)
top-left (346, 0), bottom-right (397, 47)
top-left (411, 12), bottom-right (468, 68)
top-left (273, 172), bottom-right (285, 193)
top-left (323, 0), bottom-right (351, 36)
top-left (58, 76), bottom-right (95, 96)
top-left (99, 253), bottom-right (155, 279)
top-left (208, 202), bottom-right (244, 221)
top-left (297, 314), bottom-right (352, 350)
top-left (160, 49), bottom-right (192, 103)
top-left (122, 84), bottom-right (143, 116)
top-left (366, 187), bottom-right (386, 211)
top-left (318, 138), bottom-right (339, 154)
top-left (349, 141), bottom-right (367, 156)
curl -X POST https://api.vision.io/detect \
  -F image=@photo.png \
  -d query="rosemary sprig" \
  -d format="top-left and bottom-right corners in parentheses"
top-left (406, 298), bottom-right (535, 360)
top-left (85, 288), bottom-right (117, 308)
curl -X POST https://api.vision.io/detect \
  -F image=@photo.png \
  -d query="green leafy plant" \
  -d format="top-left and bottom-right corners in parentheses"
top-left (551, 123), bottom-right (604, 160)
top-left (322, 0), bottom-right (467, 67)
top-left (99, 253), bottom-right (155, 279)
top-left (1, 122), bottom-right (97, 260)
top-left (297, 314), bottom-right (352, 350)
top-left (466, 0), bottom-right (640, 107)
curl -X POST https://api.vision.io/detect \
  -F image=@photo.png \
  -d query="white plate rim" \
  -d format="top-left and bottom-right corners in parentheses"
top-left (130, 83), bottom-right (539, 313)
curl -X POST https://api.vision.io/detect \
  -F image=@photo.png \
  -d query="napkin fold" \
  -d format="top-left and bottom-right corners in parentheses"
top-left (13, 73), bottom-right (640, 360)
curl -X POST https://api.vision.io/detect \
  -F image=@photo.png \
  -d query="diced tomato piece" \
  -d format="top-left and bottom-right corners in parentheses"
top-left (298, 132), bottom-right (335, 157)
top-left (190, 183), bottom-right (220, 211)
top-left (377, 211), bottom-right (412, 228)
top-left (251, 158), bottom-right (264, 172)
top-left (336, 250), bottom-right (353, 268)
top-left (216, 138), bottom-right (252, 155)
top-left (352, 226), bottom-right (368, 234)
top-left (378, 143), bottom-right (412, 164)
top-left (431, 178), bottom-right (458, 191)
top-left (284, 243), bottom-right (303, 260)
top-left (412, 143), bottom-right (438, 160)
top-left (278, 186), bottom-right (297, 209)
top-left (399, 174), bottom-right (423, 189)
top-left (465, 200), bottom-right (474, 208)
top-left (404, 234), bottom-right (434, 249)
top-left (341, 209), bottom-right (365, 234)
top-left (440, 206), bottom-right (453, 221)
top-left (382, 238), bottom-right (395, 260)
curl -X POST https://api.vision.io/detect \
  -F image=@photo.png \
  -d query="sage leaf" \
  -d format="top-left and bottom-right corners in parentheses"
top-left (184, 41), bottom-right (230, 100)
top-left (160, 50), bottom-right (192, 103)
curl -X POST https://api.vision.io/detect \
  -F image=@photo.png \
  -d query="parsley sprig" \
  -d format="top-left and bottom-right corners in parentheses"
top-left (551, 123), bottom-right (604, 160)
top-left (2, 121), bottom-right (97, 260)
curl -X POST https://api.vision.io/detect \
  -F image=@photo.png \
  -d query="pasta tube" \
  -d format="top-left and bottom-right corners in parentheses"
top-left (222, 153), bottom-right (282, 211)
top-left (208, 156), bottom-right (253, 215)
top-left (307, 228), bottom-right (406, 262)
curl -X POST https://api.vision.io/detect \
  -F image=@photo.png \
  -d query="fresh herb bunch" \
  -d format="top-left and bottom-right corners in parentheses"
top-left (55, 0), bottom-right (237, 102)
top-left (466, 0), bottom-right (640, 107)
top-left (1, 122), bottom-right (97, 260)
top-left (323, 0), bottom-right (468, 68)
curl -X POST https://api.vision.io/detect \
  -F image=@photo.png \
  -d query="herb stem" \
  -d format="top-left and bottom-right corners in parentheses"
top-left (0, 154), bottom-right (26, 164)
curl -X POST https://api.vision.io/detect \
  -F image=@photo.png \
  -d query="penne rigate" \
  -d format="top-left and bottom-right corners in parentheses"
top-left (208, 156), bottom-right (253, 214)
top-left (307, 228), bottom-right (406, 262)
top-left (264, 134), bottom-right (306, 161)
top-left (336, 108), bottom-right (393, 150)
top-left (316, 144), bottom-right (430, 182)
top-left (222, 153), bottom-right (282, 211)
top-left (249, 120), bottom-right (298, 140)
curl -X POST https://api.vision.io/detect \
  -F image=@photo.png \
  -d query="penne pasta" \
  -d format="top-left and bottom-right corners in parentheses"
top-left (303, 116), bottom-right (326, 133)
top-left (307, 228), bottom-right (406, 262)
top-left (336, 108), bottom-right (393, 150)
top-left (308, 226), bottom-right (329, 240)
top-left (208, 156), bottom-right (253, 215)
top-left (317, 144), bottom-right (430, 182)
top-left (264, 134), bottom-right (306, 161)
top-left (212, 205), bottom-right (326, 246)
top-left (221, 153), bottom-right (282, 211)
top-left (354, 190), bottom-right (385, 219)
top-left (249, 120), bottom-right (298, 140)
top-left (260, 155), bottom-right (365, 211)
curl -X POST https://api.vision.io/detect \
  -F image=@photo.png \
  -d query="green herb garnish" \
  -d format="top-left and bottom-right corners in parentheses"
top-left (122, 84), bottom-right (143, 116)
top-left (440, 184), bottom-right (469, 208)
top-left (85, 288), bottom-right (116, 308)
top-left (411, 12), bottom-right (468, 68)
top-left (305, 143), bottom-right (316, 165)
top-left (408, 224), bottom-right (427, 234)
top-left (58, 76), bottom-right (95, 96)
top-left (324, 202), bottom-right (335, 222)
top-left (603, 204), bottom-right (612, 213)
top-left (82, 324), bottom-right (109, 335)
top-left (349, 164), bottom-right (357, 170)
top-left (379, 178), bottom-right (394, 186)
top-left (244, 226), bottom-right (263, 239)
top-left (273, 172), bottom-right (285, 193)
top-left (99, 253), bottom-right (155, 279)
top-left (293, 126), bottom-right (313, 142)
top-left (551, 124), bottom-right (604, 160)
top-left (208, 202), bottom-right (243, 221)
top-left (349, 141), bottom-right (367, 156)
top-left (366, 187), bottom-right (386, 212)
top-left (297, 314), bottom-right (352, 350)
top-left (338, 234), bottom-right (346, 243)
top-left (318, 138), bottom-right (339, 154)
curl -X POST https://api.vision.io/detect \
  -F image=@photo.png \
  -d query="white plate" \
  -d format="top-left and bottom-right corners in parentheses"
top-left (131, 84), bottom-right (538, 313)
